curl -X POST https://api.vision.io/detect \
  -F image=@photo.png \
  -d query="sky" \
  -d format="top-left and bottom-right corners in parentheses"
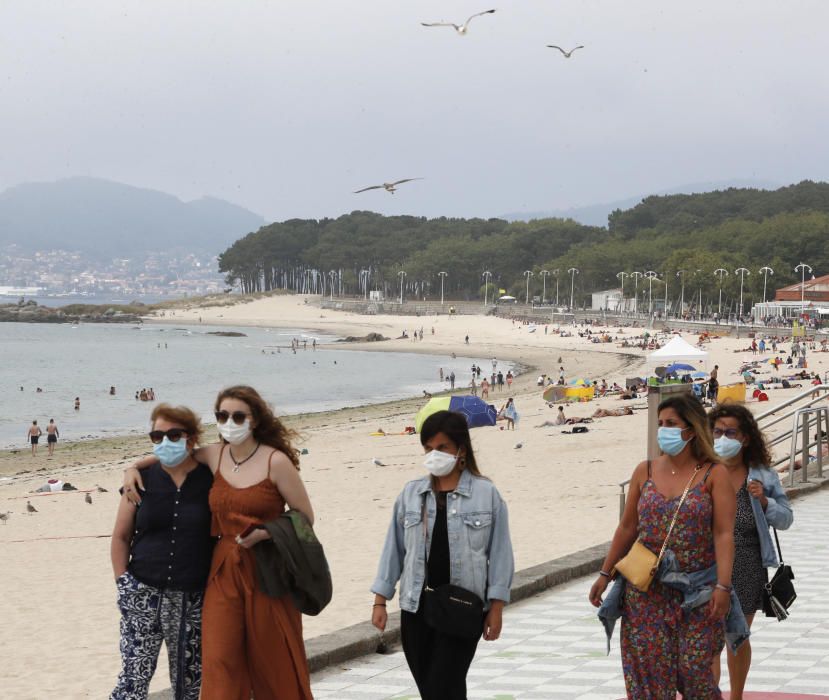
top-left (1, 0), bottom-right (828, 222)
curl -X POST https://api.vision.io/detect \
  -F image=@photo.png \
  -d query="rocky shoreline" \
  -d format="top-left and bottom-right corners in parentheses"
top-left (0, 300), bottom-right (142, 324)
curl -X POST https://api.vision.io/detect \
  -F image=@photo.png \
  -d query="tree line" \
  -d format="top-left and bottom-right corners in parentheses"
top-left (217, 181), bottom-right (829, 312)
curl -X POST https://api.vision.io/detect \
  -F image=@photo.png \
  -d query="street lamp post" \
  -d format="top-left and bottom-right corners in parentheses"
top-left (552, 269), bottom-right (560, 306)
top-left (616, 272), bottom-right (628, 315)
top-left (676, 270), bottom-right (685, 319)
top-left (524, 270), bottom-right (533, 305)
top-left (714, 268), bottom-right (728, 317)
top-left (482, 270), bottom-right (492, 307)
top-left (630, 271), bottom-right (643, 317)
top-left (795, 263), bottom-right (813, 314)
top-left (735, 267), bottom-right (750, 323)
top-left (567, 267), bottom-right (579, 310)
top-left (759, 266), bottom-right (774, 304)
top-left (540, 269), bottom-right (551, 303)
top-left (645, 270), bottom-right (658, 316)
top-left (398, 270), bottom-right (406, 304)
top-left (437, 271), bottom-right (448, 306)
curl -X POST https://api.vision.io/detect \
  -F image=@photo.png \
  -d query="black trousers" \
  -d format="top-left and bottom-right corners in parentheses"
top-left (400, 608), bottom-right (480, 700)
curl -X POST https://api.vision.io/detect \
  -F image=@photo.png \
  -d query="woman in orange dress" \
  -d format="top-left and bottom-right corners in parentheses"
top-left (126, 385), bottom-right (314, 699)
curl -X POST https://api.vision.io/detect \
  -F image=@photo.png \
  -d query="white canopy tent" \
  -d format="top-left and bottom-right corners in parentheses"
top-left (647, 335), bottom-right (709, 367)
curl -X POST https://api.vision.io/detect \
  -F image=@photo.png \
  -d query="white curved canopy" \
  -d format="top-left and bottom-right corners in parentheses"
top-left (647, 335), bottom-right (709, 365)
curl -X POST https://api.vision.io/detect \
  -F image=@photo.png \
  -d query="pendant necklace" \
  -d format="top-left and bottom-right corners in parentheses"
top-left (229, 443), bottom-right (260, 473)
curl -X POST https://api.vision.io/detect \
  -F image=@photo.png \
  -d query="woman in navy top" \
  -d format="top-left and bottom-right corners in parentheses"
top-left (110, 404), bottom-right (214, 700)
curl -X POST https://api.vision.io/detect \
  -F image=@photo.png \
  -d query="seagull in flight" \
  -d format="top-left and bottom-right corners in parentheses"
top-left (421, 9), bottom-right (496, 35)
top-left (354, 178), bottom-right (422, 195)
top-left (547, 45), bottom-right (584, 58)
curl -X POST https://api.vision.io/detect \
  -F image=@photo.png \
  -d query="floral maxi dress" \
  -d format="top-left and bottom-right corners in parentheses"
top-left (620, 469), bottom-right (724, 700)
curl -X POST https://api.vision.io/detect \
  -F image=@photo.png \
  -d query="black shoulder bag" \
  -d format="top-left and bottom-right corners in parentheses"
top-left (762, 528), bottom-right (796, 621)
top-left (418, 494), bottom-right (485, 640)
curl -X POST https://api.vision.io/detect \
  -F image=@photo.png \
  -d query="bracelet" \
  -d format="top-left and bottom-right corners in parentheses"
top-left (599, 570), bottom-right (612, 579)
top-left (373, 603), bottom-right (386, 607)
top-left (714, 583), bottom-right (732, 593)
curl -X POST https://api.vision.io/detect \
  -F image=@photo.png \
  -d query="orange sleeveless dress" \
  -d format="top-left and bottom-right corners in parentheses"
top-left (200, 465), bottom-right (312, 700)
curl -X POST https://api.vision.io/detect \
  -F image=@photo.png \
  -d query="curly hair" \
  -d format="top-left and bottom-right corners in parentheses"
top-left (215, 385), bottom-right (301, 469)
top-left (708, 401), bottom-right (773, 469)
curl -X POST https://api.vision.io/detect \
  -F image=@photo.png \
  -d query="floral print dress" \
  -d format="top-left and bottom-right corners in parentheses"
top-left (620, 467), bottom-right (724, 699)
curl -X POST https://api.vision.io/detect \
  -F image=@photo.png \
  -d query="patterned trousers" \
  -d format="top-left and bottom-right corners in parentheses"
top-left (110, 572), bottom-right (203, 700)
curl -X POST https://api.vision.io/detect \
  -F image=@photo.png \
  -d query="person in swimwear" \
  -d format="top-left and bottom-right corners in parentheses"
top-left (27, 420), bottom-right (43, 456)
top-left (46, 419), bottom-right (59, 457)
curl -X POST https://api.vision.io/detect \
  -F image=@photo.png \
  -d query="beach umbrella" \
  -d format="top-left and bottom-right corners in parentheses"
top-left (415, 396), bottom-right (497, 433)
top-left (542, 385), bottom-right (567, 402)
top-left (665, 362), bottom-right (696, 373)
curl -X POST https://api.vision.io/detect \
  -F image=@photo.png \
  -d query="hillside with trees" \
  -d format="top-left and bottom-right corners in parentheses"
top-left (218, 181), bottom-right (829, 313)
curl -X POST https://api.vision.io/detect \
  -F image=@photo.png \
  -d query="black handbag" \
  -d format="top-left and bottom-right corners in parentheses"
top-left (418, 496), bottom-right (484, 640)
top-left (761, 528), bottom-right (796, 621)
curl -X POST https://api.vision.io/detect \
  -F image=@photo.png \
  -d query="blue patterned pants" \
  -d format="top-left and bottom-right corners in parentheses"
top-left (110, 572), bottom-right (203, 700)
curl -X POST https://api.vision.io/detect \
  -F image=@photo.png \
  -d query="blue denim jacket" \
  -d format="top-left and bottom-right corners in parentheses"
top-left (598, 550), bottom-right (750, 655)
top-left (747, 467), bottom-right (793, 567)
top-left (371, 469), bottom-right (514, 612)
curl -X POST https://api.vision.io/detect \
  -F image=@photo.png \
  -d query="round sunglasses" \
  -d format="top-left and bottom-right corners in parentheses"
top-left (214, 410), bottom-right (251, 426)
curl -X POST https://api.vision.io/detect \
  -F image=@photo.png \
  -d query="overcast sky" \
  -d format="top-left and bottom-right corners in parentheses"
top-left (1, 1), bottom-right (828, 222)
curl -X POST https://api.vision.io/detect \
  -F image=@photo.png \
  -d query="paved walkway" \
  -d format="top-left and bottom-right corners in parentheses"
top-left (311, 490), bottom-right (829, 699)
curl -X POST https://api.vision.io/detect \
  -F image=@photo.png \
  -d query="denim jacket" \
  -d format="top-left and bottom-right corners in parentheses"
top-left (371, 469), bottom-right (514, 612)
top-left (598, 550), bottom-right (750, 655)
top-left (747, 466), bottom-right (793, 568)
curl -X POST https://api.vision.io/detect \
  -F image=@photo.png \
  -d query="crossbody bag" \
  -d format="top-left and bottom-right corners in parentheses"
top-left (762, 527), bottom-right (796, 620)
top-left (614, 463), bottom-right (703, 592)
top-left (418, 494), bottom-right (485, 639)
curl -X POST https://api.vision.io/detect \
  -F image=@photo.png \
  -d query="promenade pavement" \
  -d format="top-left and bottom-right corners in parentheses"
top-left (311, 489), bottom-right (829, 699)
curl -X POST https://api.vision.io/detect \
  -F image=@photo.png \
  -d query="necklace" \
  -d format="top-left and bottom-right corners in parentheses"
top-left (672, 462), bottom-right (700, 476)
top-left (229, 443), bottom-right (260, 473)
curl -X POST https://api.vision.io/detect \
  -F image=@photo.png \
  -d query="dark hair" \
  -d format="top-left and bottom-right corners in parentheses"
top-left (215, 385), bottom-right (300, 469)
top-left (419, 410), bottom-right (482, 477)
top-left (708, 401), bottom-right (772, 469)
top-left (151, 403), bottom-right (204, 445)
top-left (657, 394), bottom-right (718, 464)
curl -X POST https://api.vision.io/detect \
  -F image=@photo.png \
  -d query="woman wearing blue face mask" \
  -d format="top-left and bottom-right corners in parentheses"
top-left (110, 404), bottom-right (213, 700)
top-left (371, 410), bottom-right (514, 700)
top-left (708, 402), bottom-right (793, 700)
top-left (589, 394), bottom-right (738, 699)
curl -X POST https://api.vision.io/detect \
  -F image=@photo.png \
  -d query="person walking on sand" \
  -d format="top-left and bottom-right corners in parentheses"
top-left (371, 410), bottom-right (514, 700)
top-left (46, 419), bottom-right (59, 456)
top-left (27, 420), bottom-right (42, 456)
top-left (124, 386), bottom-right (315, 699)
top-left (500, 398), bottom-right (519, 430)
top-left (481, 378), bottom-right (490, 400)
top-left (450, 371), bottom-right (456, 390)
top-left (110, 404), bottom-right (213, 700)
top-left (497, 371), bottom-right (504, 391)
top-left (506, 371), bottom-right (513, 389)
top-left (470, 376), bottom-right (477, 396)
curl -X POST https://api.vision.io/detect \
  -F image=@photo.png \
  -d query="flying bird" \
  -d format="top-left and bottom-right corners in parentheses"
top-left (0, 512), bottom-right (9, 524)
top-left (26, 501), bottom-right (38, 514)
top-left (371, 458), bottom-right (387, 467)
top-left (421, 9), bottom-right (496, 35)
top-left (547, 45), bottom-right (585, 58)
top-left (354, 178), bottom-right (422, 195)
top-left (85, 493), bottom-right (93, 504)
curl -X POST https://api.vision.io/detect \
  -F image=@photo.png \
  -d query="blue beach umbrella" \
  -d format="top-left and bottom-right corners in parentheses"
top-left (665, 362), bottom-right (696, 373)
top-left (415, 396), bottom-right (497, 433)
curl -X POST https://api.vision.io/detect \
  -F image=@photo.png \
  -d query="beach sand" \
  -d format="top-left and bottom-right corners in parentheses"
top-left (1, 294), bottom-right (826, 698)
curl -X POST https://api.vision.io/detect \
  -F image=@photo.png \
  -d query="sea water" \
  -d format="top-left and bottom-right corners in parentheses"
top-left (0, 322), bottom-right (506, 448)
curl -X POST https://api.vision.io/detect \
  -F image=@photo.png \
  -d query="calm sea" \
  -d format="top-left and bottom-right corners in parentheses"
top-left (0, 322), bottom-right (504, 448)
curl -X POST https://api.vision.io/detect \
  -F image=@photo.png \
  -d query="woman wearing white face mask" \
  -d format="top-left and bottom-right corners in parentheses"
top-left (708, 402), bottom-right (793, 700)
top-left (371, 410), bottom-right (514, 700)
top-left (124, 385), bottom-right (315, 699)
top-left (111, 404), bottom-right (212, 700)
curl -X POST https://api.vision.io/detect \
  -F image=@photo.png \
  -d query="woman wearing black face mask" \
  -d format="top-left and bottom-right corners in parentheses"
top-left (110, 404), bottom-right (212, 700)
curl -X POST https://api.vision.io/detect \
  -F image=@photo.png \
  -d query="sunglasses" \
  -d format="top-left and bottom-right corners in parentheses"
top-left (149, 428), bottom-right (188, 444)
top-left (713, 428), bottom-right (740, 439)
top-left (214, 410), bottom-right (251, 425)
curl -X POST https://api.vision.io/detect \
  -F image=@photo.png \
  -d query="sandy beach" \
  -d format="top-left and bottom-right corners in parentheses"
top-left (1, 294), bottom-right (827, 699)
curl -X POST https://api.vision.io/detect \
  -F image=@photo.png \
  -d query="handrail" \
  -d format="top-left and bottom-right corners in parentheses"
top-left (755, 385), bottom-right (829, 423)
